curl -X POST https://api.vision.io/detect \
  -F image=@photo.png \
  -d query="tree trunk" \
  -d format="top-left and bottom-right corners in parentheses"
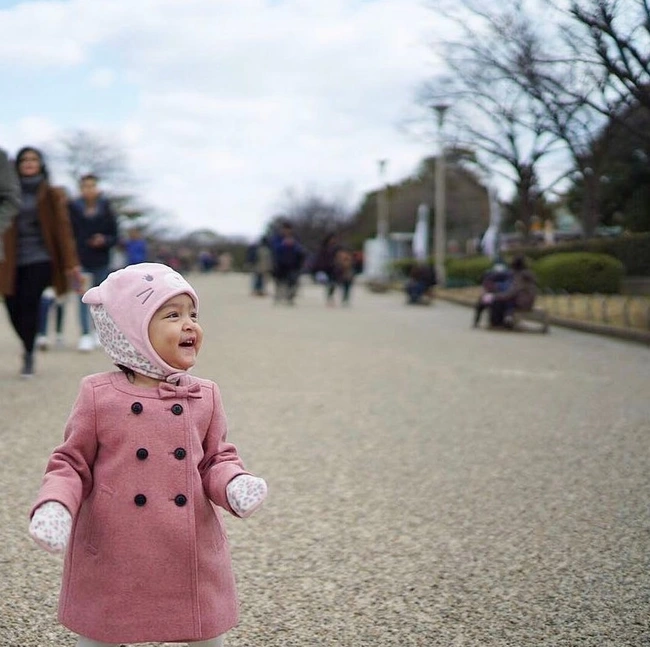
top-left (517, 165), bottom-right (536, 241)
top-left (581, 172), bottom-right (601, 237)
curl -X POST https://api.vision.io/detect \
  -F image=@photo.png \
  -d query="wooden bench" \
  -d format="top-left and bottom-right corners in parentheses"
top-left (514, 307), bottom-right (550, 333)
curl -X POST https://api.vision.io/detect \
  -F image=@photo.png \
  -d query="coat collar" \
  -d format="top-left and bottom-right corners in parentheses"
top-left (109, 371), bottom-right (203, 399)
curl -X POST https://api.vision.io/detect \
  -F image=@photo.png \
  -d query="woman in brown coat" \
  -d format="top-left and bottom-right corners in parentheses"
top-left (0, 147), bottom-right (81, 377)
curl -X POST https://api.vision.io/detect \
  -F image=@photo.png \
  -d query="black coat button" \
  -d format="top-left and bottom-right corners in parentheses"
top-left (136, 448), bottom-right (149, 460)
top-left (174, 447), bottom-right (186, 460)
top-left (131, 402), bottom-right (143, 414)
top-left (134, 494), bottom-right (147, 506)
top-left (171, 404), bottom-right (183, 415)
top-left (174, 494), bottom-right (187, 507)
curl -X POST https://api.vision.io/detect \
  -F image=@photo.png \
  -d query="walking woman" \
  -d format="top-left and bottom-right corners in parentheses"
top-left (0, 147), bottom-right (81, 377)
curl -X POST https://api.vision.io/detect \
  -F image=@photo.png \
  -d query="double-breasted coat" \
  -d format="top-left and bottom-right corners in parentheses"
top-left (30, 371), bottom-right (250, 644)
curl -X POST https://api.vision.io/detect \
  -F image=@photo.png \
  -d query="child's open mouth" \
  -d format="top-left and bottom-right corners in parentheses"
top-left (179, 339), bottom-right (195, 348)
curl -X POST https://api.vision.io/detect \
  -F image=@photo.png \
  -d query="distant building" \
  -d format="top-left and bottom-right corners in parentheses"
top-left (351, 156), bottom-right (490, 255)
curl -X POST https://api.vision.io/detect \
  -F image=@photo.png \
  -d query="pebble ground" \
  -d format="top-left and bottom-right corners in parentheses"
top-left (1, 274), bottom-right (648, 647)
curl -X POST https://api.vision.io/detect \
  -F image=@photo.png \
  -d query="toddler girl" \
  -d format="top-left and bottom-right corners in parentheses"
top-left (28, 262), bottom-right (268, 647)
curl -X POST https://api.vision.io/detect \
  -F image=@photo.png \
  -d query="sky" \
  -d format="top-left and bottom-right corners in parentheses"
top-left (0, 0), bottom-right (447, 238)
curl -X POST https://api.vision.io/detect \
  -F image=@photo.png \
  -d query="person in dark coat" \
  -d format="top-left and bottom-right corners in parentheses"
top-left (327, 247), bottom-right (355, 306)
top-left (271, 221), bottom-right (306, 305)
top-left (488, 256), bottom-right (538, 328)
top-left (405, 263), bottom-right (437, 305)
top-left (472, 262), bottom-right (512, 327)
top-left (68, 174), bottom-right (119, 352)
top-left (124, 226), bottom-right (148, 266)
top-left (313, 233), bottom-right (352, 305)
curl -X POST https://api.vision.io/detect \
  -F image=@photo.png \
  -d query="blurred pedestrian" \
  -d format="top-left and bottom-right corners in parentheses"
top-left (0, 147), bottom-right (20, 259)
top-left (249, 236), bottom-right (272, 296)
top-left (472, 261), bottom-right (511, 328)
top-left (313, 233), bottom-right (341, 303)
top-left (271, 221), bottom-right (306, 305)
top-left (328, 248), bottom-right (355, 306)
top-left (124, 226), bottom-right (148, 266)
top-left (218, 251), bottom-right (233, 273)
top-left (36, 287), bottom-right (67, 350)
top-left (69, 174), bottom-right (118, 352)
top-left (314, 234), bottom-right (355, 307)
top-left (487, 256), bottom-right (538, 328)
top-left (0, 147), bottom-right (81, 377)
top-left (198, 249), bottom-right (216, 272)
top-left (405, 263), bottom-right (437, 305)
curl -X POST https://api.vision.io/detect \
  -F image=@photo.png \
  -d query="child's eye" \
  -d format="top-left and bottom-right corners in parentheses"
top-left (191, 312), bottom-right (198, 320)
top-left (166, 312), bottom-right (180, 319)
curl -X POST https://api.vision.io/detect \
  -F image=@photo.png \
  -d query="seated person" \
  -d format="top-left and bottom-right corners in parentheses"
top-left (406, 263), bottom-right (437, 305)
top-left (486, 256), bottom-right (538, 328)
top-left (473, 261), bottom-right (512, 327)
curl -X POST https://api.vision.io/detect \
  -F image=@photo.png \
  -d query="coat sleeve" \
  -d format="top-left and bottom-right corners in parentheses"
top-left (199, 384), bottom-right (250, 515)
top-left (51, 187), bottom-right (80, 272)
top-left (30, 377), bottom-right (98, 519)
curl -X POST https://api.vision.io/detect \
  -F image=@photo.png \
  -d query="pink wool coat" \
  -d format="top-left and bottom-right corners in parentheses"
top-left (30, 371), bottom-right (250, 644)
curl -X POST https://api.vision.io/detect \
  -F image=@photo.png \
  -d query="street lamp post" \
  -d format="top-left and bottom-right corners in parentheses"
top-left (377, 159), bottom-right (388, 240)
top-left (433, 103), bottom-right (449, 287)
top-left (364, 158), bottom-right (391, 286)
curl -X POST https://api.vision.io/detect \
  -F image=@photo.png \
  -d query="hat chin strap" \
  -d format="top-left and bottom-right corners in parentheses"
top-left (90, 305), bottom-right (190, 383)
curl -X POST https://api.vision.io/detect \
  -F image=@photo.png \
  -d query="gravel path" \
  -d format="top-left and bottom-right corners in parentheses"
top-left (1, 273), bottom-right (649, 647)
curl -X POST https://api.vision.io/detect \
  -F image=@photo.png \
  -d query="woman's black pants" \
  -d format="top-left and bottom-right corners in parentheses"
top-left (4, 261), bottom-right (53, 354)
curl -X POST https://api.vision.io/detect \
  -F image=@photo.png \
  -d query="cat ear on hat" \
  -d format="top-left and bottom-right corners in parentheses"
top-left (82, 286), bottom-right (102, 305)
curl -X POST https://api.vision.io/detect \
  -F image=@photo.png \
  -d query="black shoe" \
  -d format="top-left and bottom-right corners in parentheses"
top-left (21, 352), bottom-right (34, 379)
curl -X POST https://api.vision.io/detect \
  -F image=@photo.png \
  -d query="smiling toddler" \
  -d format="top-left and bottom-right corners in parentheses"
top-left (28, 262), bottom-right (267, 647)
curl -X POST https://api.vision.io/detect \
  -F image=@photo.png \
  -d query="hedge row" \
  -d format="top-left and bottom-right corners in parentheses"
top-left (533, 253), bottom-right (624, 294)
top-left (391, 252), bottom-right (625, 293)
top-left (512, 232), bottom-right (650, 276)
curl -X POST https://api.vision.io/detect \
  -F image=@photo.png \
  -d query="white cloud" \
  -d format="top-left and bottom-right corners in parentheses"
top-left (89, 67), bottom-right (115, 89)
top-left (0, 0), bottom-right (442, 238)
top-left (1, 116), bottom-right (59, 151)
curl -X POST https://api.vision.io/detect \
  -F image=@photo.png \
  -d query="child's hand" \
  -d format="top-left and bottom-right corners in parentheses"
top-left (226, 475), bottom-right (268, 518)
top-left (29, 501), bottom-right (72, 554)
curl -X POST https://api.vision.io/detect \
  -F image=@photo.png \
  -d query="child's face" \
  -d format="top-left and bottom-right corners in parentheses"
top-left (148, 293), bottom-right (203, 371)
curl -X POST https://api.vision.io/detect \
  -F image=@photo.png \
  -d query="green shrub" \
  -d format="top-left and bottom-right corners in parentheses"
top-left (392, 255), bottom-right (496, 285)
top-left (533, 252), bottom-right (624, 294)
top-left (389, 258), bottom-right (422, 278)
top-left (514, 232), bottom-right (650, 276)
top-left (446, 256), bottom-right (494, 285)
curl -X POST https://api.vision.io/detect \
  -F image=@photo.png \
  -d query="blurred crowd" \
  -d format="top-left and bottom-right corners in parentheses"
top-left (0, 145), bottom-right (366, 377)
top-left (245, 220), bottom-right (361, 307)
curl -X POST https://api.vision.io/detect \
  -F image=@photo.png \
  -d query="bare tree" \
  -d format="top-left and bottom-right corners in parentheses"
top-left (270, 188), bottom-right (354, 252)
top-left (475, 3), bottom-right (612, 235)
top-left (54, 129), bottom-right (131, 187)
top-left (427, 0), bottom-right (646, 235)
top-left (564, 0), bottom-right (650, 115)
top-left (423, 1), bottom-right (565, 237)
top-left (50, 129), bottom-right (169, 236)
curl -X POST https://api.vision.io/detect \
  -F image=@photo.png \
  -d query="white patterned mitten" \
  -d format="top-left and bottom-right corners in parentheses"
top-left (29, 501), bottom-right (72, 554)
top-left (226, 475), bottom-right (268, 518)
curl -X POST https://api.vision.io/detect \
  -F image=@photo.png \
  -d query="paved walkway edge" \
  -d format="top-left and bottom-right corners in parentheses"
top-left (438, 293), bottom-right (650, 346)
